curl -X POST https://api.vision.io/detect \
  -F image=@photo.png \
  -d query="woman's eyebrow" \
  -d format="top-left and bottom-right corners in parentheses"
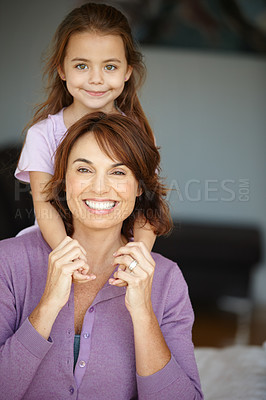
top-left (73, 158), bottom-right (92, 164)
top-left (73, 158), bottom-right (124, 168)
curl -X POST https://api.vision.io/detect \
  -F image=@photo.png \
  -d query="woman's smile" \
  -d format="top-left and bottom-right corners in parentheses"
top-left (84, 199), bottom-right (119, 214)
top-left (65, 131), bottom-right (140, 230)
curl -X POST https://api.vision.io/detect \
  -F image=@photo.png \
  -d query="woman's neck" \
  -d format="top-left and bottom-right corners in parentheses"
top-left (72, 226), bottom-right (126, 274)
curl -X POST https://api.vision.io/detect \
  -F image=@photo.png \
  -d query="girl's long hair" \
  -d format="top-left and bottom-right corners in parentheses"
top-left (45, 112), bottom-right (172, 239)
top-left (25, 2), bottom-right (154, 142)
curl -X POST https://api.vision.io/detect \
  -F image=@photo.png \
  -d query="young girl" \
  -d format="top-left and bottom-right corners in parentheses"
top-left (15, 2), bottom-right (156, 255)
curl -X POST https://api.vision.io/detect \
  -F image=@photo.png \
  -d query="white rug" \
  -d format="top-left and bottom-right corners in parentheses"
top-left (195, 343), bottom-right (266, 400)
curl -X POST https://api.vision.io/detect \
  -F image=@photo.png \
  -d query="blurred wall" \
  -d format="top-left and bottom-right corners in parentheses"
top-left (140, 48), bottom-right (266, 303)
top-left (1, 0), bottom-right (266, 302)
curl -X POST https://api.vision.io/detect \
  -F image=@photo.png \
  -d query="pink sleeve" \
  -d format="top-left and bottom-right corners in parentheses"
top-left (15, 121), bottom-right (56, 183)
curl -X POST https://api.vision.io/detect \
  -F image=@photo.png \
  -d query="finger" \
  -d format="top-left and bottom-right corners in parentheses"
top-left (114, 256), bottom-right (140, 275)
top-left (62, 260), bottom-right (95, 281)
top-left (114, 245), bottom-right (154, 272)
top-left (113, 255), bottom-right (136, 269)
top-left (113, 244), bottom-right (145, 263)
top-left (74, 241), bottom-right (87, 256)
top-left (56, 246), bottom-right (88, 266)
top-left (109, 277), bottom-right (127, 287)
top-left (62, 258), bottom-right (88, 274)
top-left (58, 237), bottom-right (87, 256)
top-left (73, 271), bottom-right (96, 281)
top-left (125, 241), bottom-right (154, 263)
top-left (77, 264), bottom-right (90, 275)
top-left (113, 269), bottom-right (135, 284)
top-left (114, 253), bottom-right (152, 275)
top-left (55, 235), bottom-right (73, 250)
top-left (52, 239), bottom-right (87, 263)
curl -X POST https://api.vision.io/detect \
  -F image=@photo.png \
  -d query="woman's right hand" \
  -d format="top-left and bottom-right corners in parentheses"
top-left (41, 236), bottom-right (96, 311)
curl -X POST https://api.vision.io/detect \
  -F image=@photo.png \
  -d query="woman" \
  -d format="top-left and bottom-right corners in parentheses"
top-left (0, 113), bottom-right (203, 399)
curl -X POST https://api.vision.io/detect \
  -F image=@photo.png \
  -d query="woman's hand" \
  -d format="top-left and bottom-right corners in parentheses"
top-left (42, 236), bottom-right (96, 311)
top-left (109, 242), bottom-right (155, 317)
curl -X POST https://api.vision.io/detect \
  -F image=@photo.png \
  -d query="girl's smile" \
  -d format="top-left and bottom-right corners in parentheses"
top-left (84, 90), bottom-right (108, 97)
top-left (58, 32), bottom-right (132, 117)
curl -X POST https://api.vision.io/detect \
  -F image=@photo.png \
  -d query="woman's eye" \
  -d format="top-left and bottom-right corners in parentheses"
top-left (105, 64), bottom-right (116, 71)
top-left (78, 167), bottom-right (91, 173)
top-left (76, 64), bottom-right (88, 70)
top-left (112, 170), bottom-right (125, 175)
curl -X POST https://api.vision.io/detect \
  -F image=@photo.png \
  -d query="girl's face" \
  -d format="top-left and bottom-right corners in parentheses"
top-left (58, 32), bottom-right (132, 116)
top-left (65, 132), bottom-right (140, 233)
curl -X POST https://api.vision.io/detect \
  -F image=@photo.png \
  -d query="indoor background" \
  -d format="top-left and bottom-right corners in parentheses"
top-left (0, 0), bottom-right (265, 348)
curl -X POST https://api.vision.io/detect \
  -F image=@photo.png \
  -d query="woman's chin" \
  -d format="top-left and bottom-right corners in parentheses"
top-left (73, 217), bottom-right (123, 234)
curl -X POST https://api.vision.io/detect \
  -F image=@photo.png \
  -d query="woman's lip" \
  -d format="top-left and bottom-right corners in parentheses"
top-left (83, 198), bottom-right (116, 202)
top-left (83, 199), bottom-right (119, 215)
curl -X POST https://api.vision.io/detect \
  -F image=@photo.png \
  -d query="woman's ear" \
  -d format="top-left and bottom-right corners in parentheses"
top-left (57, 65), bottom-right (66, 80)
top-left (137, 185), bottom-right (143, 197)
top-left (125, 65), bottom-right (133, 82)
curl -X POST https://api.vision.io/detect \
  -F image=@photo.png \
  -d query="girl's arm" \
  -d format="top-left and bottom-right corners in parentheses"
top-left (133, 217), bottom-right (156, 252)
top-left (30, 172), bottom-right (90, 280)
top-left (30, 171), bottom-right (67, 249)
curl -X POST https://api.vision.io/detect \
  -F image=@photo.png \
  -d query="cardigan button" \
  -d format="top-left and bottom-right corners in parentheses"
top-left (79, 360), bottom-right (86, 368)
top-left (69, 385), bottom-right (74, 394)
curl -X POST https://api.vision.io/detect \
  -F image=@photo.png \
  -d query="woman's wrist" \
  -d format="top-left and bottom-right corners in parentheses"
top-left (129, 302), bottom-right (155, 325)
top-left (29, 299), bottom-right (60, 340)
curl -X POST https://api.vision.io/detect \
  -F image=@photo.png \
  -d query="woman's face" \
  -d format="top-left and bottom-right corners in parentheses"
top-left (65, 132), bottom-right (140, 233)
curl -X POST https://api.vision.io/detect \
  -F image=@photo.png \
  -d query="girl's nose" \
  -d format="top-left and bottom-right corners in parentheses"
top-left (88, 67), bottom-right (104, 85)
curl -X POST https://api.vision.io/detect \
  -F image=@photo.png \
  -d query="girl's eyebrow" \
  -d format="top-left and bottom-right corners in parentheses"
top-left (71, 57), bottom-right (121, 63)
top-left (73, 158), bottom-right (124, 168)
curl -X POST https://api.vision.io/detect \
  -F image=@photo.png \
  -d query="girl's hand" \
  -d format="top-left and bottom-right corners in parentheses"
top-left (109, 242), bottom-right (155, 317)
top-left (42, 237), bottom-right (96, 311)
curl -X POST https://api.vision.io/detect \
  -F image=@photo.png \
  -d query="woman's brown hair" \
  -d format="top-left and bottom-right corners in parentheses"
top-left (45, 112), bottom-right (172, 239)
top-left (25, 2), bottom-right (154, 142)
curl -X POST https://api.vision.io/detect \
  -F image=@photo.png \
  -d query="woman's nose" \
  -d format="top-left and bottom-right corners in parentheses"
top-left (91, 173), bottom-right (109, 194)
top-left (88, 67), bottom-right (104, 85)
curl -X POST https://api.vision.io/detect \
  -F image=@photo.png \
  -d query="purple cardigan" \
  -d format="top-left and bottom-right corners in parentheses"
top-left (0, 229), bottom-right (203, 400)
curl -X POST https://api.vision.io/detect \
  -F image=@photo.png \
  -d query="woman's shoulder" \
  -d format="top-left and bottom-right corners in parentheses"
top-left (151, 252), bottom-right (180, 274)
top-left (151, 251), bottom-right (188, 291)
top-left (0, 229), bottom-right (50, 271)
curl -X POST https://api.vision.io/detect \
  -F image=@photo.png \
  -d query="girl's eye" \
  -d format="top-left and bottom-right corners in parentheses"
top-left (105, 64), bottom-right (116, 71)
top-left (76, 64), bottom-right (88, 70)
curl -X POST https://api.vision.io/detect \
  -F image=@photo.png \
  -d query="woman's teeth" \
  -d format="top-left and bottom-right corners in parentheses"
top-left (85, 200), bottom-right (116, 210)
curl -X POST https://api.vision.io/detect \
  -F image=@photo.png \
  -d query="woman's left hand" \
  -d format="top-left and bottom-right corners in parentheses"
top-left (109, 242), bottom-right (155, 316)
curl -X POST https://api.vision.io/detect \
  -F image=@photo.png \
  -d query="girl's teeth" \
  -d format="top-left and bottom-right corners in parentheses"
top-left (85, 200), bottom-right (116, 210)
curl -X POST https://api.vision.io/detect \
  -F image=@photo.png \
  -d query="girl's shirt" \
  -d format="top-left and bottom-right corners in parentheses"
top-left (15, 109), bottom-right (66, 183)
